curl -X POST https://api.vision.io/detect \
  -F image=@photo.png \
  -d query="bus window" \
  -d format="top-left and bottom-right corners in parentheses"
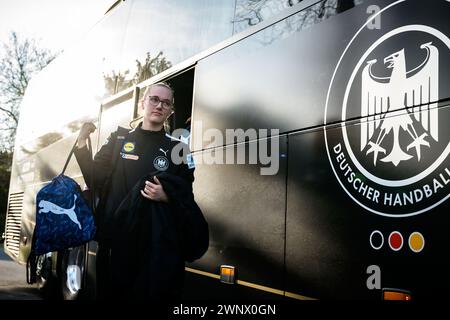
top-left (118, 0), bottom-right (234, 93)
top-left (98, 91), bottom-right (135, 149)
top-left (134, 68), bottom-right (195, 146)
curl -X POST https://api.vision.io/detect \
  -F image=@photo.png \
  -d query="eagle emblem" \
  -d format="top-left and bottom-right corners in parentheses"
top-left (361, 42), bottom-right (439, 166)
top-left (153, 156), bottom-right (169, 171)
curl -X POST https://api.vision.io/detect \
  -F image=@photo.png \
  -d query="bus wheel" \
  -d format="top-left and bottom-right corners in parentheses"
top-left (60, 246), bottom-right (85, 300)
top-left (36, 253), bottom-right (58, 299)
top-left (36, 254), bottom-right (50, 289)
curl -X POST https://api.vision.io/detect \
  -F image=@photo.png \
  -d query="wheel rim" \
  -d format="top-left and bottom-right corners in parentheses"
top-left (36, 253), bottom-right (51, 282)
top-left (66, 265), bottom-right (82, 294)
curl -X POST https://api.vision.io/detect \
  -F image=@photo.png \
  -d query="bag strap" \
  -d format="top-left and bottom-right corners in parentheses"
top-left (62, 137), bottom-right (93, 176)
top-left (85, 136), bottom-right (96, 216)
top-left (26, 229), bottom-right (38, 284)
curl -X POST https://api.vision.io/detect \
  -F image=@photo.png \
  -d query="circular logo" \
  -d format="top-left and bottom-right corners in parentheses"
top-left (324, 1), bottom-right (450, 217)
top-left (123, 142), bottom-right (135, 153)
top-left (153, 156), bottom-right (169, 171)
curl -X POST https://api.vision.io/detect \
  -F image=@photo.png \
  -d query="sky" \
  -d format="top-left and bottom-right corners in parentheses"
top-left (0, 0), bottom-right (115, 53)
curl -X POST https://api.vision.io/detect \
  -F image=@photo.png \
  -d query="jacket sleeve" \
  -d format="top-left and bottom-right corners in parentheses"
top-left (179, 198), bottom-right (209, 262)
top-left (175, 149), bottom-right (207, 261)
top-left (164, 175), bottom-right (208, 263)
top-left (74, 131), bottom-right (116, 190)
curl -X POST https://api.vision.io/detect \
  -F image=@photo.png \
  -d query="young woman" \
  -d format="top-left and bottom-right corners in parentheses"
top-left (75, 82), bottom-right (207, 300)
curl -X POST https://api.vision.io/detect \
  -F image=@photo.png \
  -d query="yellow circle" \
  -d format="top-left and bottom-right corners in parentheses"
top-left (408, 232), bottom-right (425, 253)
top-left (123, 142), bottom-right (135, 152)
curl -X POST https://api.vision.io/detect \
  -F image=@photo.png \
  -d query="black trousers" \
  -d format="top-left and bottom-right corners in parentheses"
top-left (95, 238), bottom-right (183, 301)
top-left (95, 238), bottom-right (142, 300)
top-left (95, 240), bottom-right (113, 300)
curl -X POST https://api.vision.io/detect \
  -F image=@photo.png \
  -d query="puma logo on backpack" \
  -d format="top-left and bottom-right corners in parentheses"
top-left (38, 194), bottom-right (81, 229)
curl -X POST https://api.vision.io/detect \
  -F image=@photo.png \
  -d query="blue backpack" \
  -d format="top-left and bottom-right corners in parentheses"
top-left (27, 139), bottom-right (96, 284)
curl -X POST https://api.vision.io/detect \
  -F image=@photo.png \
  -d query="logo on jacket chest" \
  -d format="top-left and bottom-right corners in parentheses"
top-left (122, 142), bottom-right (135, 153)
top-left (153, 156), bottom-right (169, 171)
top-left (121, 141), bottom-right (139, 160)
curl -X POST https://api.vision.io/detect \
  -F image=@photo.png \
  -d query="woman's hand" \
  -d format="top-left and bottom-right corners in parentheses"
top-left (77, 122), bottom-right (96, 148)
top-left (140, 176), bottom-right (169, 202)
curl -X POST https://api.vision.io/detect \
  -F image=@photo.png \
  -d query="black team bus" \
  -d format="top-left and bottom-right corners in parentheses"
top-left (3, 0), bottom-right (450, 300)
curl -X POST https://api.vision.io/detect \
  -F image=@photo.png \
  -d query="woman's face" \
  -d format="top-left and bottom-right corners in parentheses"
top-left (142, 85), bottom-right (173, 125)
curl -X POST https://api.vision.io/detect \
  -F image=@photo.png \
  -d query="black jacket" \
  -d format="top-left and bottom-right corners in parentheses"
top-left (74, 124), bottom-right (194, 240)
top-left (74, 125), bottom-right (207, 299)
top-left (110, 171), bottom-right (209, 299)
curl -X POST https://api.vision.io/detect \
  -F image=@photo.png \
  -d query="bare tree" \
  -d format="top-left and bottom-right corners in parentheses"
top-left (0, 32), bottom-right (57, 151)
top-left (133, 51), bottom-right (172, 85)
top-left (233, 0), bottom-right (304, 33)
top-left (233, 0), bottom-right (356, 46)
top-left (103, 51), bottom-right (172, 96)
top-left (0, 150), bottom-right (12, 233)
top-left (103, 70), bottom-right (130, 95)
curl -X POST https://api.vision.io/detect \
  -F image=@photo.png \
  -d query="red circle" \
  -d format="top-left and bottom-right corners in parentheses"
top-left (389, 232), bottom-right (403, 251)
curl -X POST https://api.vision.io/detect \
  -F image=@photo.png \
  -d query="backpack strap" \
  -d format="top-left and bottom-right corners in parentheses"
top-left (62, 137), bottom-right (93, 176)
top-left (26, 230), bottom-right (38, 284)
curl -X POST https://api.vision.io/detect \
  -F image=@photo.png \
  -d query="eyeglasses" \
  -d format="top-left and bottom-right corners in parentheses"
top-left (146, 95), bottom-right (173, 109)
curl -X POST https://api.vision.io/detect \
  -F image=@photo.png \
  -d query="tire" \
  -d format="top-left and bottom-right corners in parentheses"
top-left (60, 245), bottom-right (86, 300)
top-left (35, 253), bottom-right (59, 299)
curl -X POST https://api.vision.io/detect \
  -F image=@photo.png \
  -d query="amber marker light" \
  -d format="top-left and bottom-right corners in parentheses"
top-left (382, 288), bottom-right (412, 301)
top-left (220, 265), bottom-right (235, 284)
